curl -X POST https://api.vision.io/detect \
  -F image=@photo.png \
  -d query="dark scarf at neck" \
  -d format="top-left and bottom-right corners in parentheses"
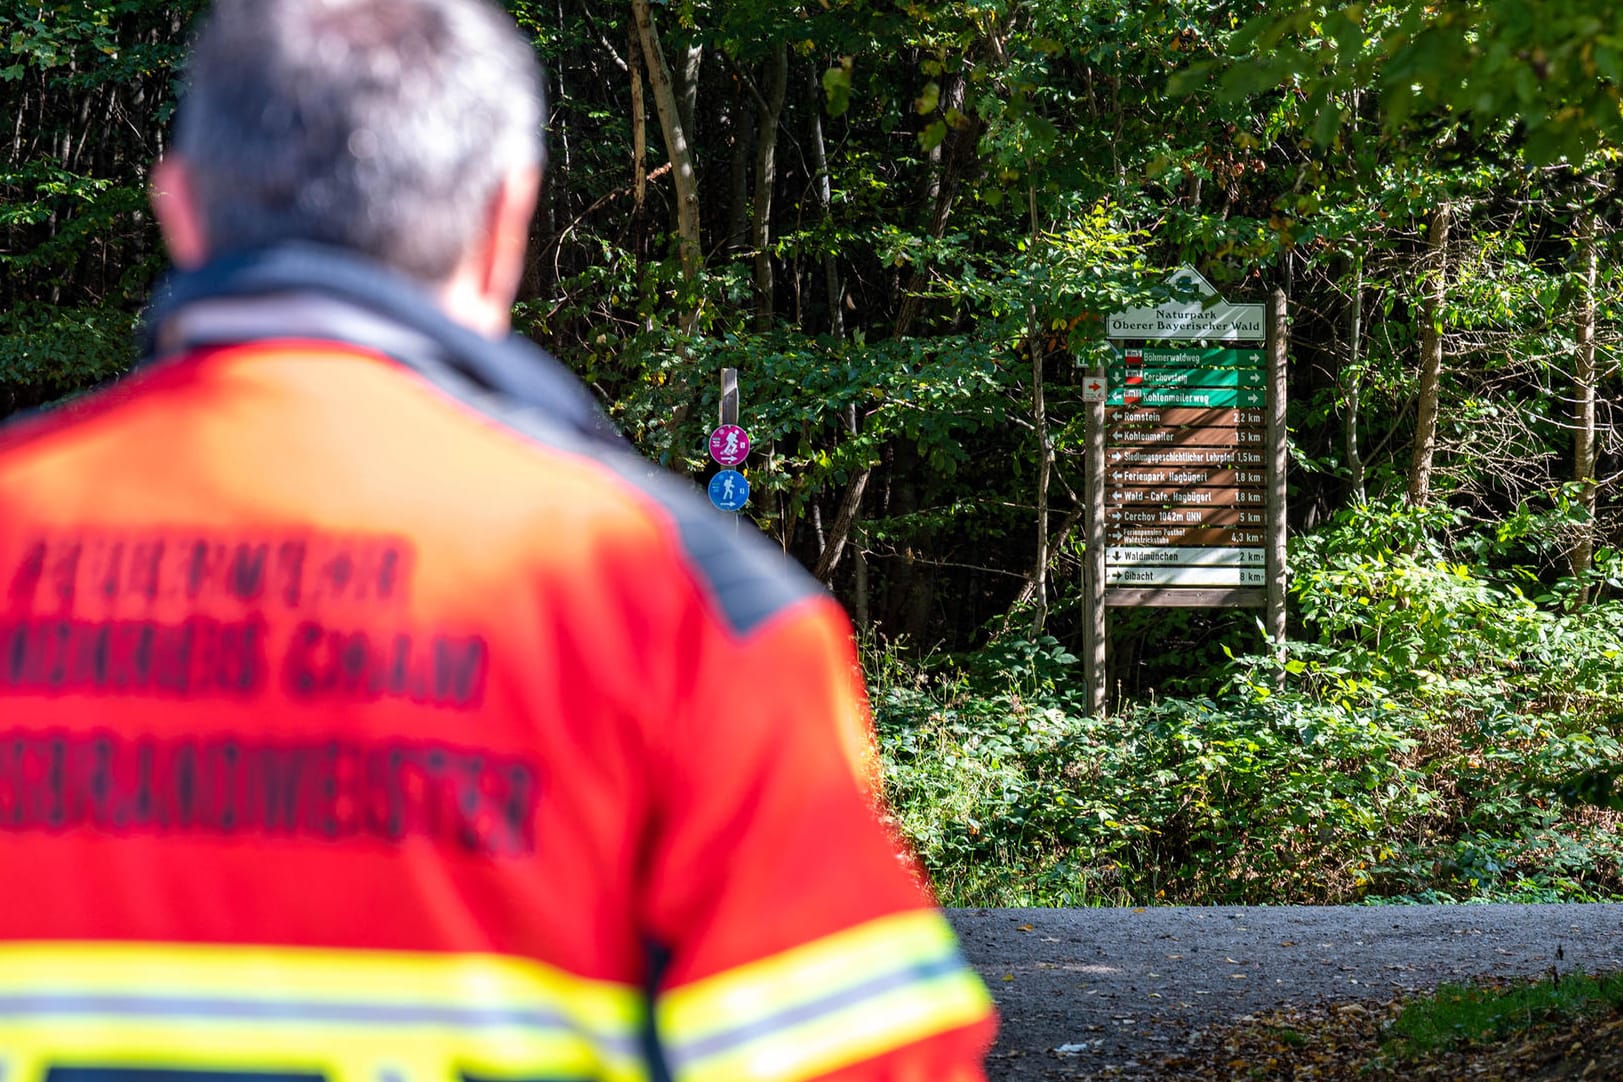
top-left (140, 242), bottom-right (622, 449)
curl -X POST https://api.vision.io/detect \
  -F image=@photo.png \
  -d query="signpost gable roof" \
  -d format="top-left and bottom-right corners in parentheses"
top-left (1167, 265), bottom-right (1219, 299)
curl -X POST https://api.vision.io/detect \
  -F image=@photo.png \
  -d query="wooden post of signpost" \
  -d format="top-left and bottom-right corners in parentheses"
top-left (720, 367), bottom-right (739, 427)
top-left (1266, 291), bottom-right (1288, 651)
top-left (1084, 372), bottom-right (1107, 717)
top-left (720, 368), bottom-right (741, 535)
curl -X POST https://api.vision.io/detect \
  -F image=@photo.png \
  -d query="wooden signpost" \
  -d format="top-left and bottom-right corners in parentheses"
top-left (1083, 267), bottom-right (1287, 716)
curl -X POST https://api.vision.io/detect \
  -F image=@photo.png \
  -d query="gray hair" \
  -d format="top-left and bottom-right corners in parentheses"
top-left (173, 0), bottom-right (544, 282)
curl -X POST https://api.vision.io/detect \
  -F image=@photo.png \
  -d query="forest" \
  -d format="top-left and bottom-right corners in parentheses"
top-left (6, 0), bottom-right (1623, 908)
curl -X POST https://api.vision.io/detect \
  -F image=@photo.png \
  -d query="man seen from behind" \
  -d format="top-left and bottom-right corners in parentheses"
top-left (0, 0), bottom-right (996, 1079)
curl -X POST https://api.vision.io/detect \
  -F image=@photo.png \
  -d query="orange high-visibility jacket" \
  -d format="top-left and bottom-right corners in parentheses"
top-left (0, 246), bottom-right (994, 1082)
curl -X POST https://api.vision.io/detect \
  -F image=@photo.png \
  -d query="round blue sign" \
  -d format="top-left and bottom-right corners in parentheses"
top-left (708, 469), bottom-right (750, 512)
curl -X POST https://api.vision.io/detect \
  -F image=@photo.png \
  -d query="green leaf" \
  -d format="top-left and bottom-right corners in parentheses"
top-left (918, 118), bottom-right (948, 150)
top-left (822, 57), bottom-right (853, 118)
top-left (915, 80), bottom-right (941, 115)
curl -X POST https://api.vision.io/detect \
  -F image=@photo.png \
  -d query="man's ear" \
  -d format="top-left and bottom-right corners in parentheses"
top-left (479, 164), bottom-right (541, 309)
top-left (150, 157), bottom-right (209, 269)
top-left (440, 164), bottom-right (541, 336)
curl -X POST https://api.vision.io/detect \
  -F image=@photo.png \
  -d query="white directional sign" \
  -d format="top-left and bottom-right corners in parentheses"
top-left (1106, 546), bottom-right (1265, 567)
top-left (1106, 266), bottom-right (1266, 342)
top-left (1105, 564), bottom-right (1268, 586)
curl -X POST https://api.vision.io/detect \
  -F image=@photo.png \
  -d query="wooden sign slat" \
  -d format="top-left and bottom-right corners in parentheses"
top-left (1105, 586), bottom-right (1267, 608)
top-left (1107, 526), bottom-right (1267, 547)
top-left (1106, 486), bottom-right (1267, 506)
top-left (1108, 446), bottom-right (1267, 468)
top-left (1105, 506), bottom-right (1267, 527)
top-left (1107, 466), bottom-right (1266, 488)
top-left (1110, 425), bottom-right (1265, 446)
top-left (1108, 406), bottom-right (1266, 427)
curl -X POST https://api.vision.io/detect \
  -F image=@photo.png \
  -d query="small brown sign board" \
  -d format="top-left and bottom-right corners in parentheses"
top-left (1105, 505), bottom-right (1266, 527)
top-left (1108, 446), bottom-right (1266, 468)
top-left (1106, 486), bottom-right (1265, 506)
top-left (1109, 406), bottom-right (1265, 427)
top-left (1110, 424), bottom-right (1265, 446)
top-left (1106, 467), bottom-right (1265, 488)
top-left (1105, 587), bottom-right (1267, 608)
top-left (1107, 525), bottom-right (1267, 547)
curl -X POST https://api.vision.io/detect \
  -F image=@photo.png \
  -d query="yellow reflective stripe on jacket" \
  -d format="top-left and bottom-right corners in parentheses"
top-left (0, 941), bottom-right (646, 1082)
top-left (659, 910), bottom-right (992, 1082)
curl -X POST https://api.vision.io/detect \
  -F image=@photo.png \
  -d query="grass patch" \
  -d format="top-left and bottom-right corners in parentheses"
top-left (1384, 970), bottom-right (1623, 1059)
top-left (1270, 1025), bottom-right (1308, 1047)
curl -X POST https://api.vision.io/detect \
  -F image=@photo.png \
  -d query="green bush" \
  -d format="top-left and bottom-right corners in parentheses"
top-left (873, 501), bottom-right (1623, 907)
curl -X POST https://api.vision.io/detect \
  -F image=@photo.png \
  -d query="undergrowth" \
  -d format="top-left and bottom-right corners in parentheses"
top-left (1382, 971), bottom-right (1623, 1058)
top-left (873, 499), bottom-right (1623, 907)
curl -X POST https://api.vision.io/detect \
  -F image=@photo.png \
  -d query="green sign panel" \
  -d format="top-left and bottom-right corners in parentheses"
top-left (1109, 366), bottom-right (1264, 388)
top-left (1105, 387), bottom-right (1265, 408)
top-left (1119, 347), bottom-right (1264, 368)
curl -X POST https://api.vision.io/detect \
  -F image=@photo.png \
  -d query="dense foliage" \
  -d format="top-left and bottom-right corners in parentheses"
top-left (877, 502), bottom-right (1623, 906)
top-left (6, 0), bottom-right (1623, 903)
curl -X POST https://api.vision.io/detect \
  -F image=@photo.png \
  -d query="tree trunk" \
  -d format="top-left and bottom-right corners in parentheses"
top-left (1028, 322), bottom-right (1051, 637)
top-left (628, 21), bottom-right (647, 214)
top-left (676, 42), bottom-right (702, 140)
top-left (808, 67), bottom-right (844, 341)
top-left (815, 69), bottom-right (982, 586)
top-left (806, 78), bottom-right (862, 608)
top-left (811, 467), bottom-right (870, 582)
top-left (893, 71), bottom-right (980, 339)
top-left (630, 0), bottom-right (702, 321)
top-left (1000, 507), bottom-right (1083, 637)
top-left (1571, 206), bottom-right (1600, 605)
top-left (725, 80), bottom-right (754, 255)
top-left (1407, 203), bottom-right (1450, 506)
top-left (1026, 185), bottom-right (1051, 637)
top-left (1343, 254), bottom-right (1366, 504)
top-left (751, 44), bottom-right (789, 331)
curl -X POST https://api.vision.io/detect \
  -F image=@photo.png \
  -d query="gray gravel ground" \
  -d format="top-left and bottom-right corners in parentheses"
top-left (948, 904), bottom-right (1623, 1080)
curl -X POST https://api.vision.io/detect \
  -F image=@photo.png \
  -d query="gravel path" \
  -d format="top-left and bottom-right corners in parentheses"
top-left (948, 904), bottom-right (1623, 1080)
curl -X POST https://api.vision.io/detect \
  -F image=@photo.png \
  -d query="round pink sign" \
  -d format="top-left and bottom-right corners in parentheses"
top-left (708, 424), bottom-right (751, 466)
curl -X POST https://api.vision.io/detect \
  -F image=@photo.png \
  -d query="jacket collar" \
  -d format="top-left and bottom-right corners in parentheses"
top-left (141, 242), bottom-right (621, 448)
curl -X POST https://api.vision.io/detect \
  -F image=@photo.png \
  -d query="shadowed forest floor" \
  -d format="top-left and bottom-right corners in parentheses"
top-left (949, 905), bottom-right (1623, 1080)
top-left (1119, 995), bottom-right (1623, 1080)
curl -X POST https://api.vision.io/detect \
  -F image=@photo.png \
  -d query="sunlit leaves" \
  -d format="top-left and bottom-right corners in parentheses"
top-left (822, 55), bottom-right (853, 116)
top-left (1187, 0), bottom-right (1623, 165)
